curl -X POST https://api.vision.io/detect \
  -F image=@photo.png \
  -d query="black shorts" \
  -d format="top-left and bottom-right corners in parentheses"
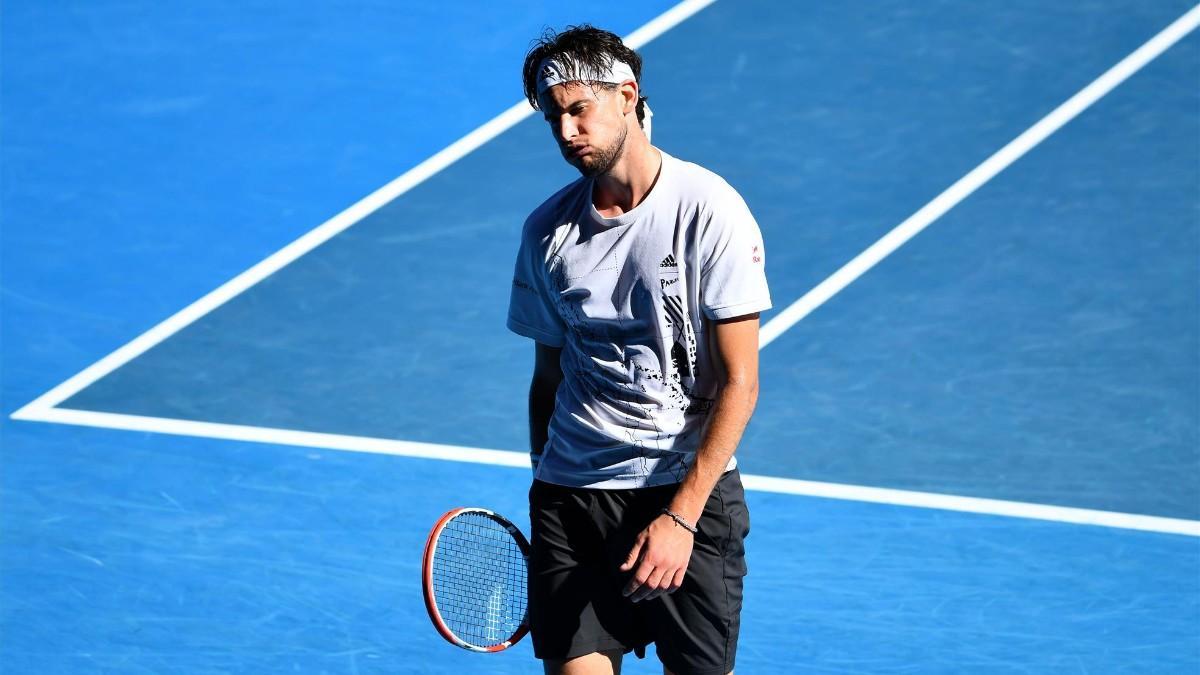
top-left (527, 469), bottom-right (750, 675)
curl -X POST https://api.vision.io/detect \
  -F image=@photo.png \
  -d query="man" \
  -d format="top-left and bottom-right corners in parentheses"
top-left (507, 25), bottom-right (770, 675)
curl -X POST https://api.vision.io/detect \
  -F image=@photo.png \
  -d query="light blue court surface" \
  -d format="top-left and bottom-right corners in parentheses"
top-left (3, 1), bottom-right (1198, 673)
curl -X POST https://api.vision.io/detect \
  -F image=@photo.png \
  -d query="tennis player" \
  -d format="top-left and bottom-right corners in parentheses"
top-left (507, 25), bottom-right (770, 675)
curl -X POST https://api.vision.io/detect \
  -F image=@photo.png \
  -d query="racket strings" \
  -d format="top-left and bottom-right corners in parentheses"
top-left (432, 512), bottom-right (528, 646)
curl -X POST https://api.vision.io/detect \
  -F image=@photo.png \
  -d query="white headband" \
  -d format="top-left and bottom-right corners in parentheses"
top-left (535, 55), bottom-right (637, 94)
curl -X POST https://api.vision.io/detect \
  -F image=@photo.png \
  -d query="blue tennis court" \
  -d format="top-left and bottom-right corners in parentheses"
top-left (3, 1), bottom-right (1198, 672)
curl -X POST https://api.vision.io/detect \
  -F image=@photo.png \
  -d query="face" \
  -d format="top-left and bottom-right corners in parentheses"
top-left (538, 82), bottom-right (633, 178)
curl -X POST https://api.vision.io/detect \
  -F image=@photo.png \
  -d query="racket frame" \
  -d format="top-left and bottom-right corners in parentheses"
top-left (421, 507), bottom-right (532, 653)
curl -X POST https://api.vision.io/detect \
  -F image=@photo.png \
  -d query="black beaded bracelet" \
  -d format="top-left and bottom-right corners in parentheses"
top-left (661, 508), bottom-right (698, 534)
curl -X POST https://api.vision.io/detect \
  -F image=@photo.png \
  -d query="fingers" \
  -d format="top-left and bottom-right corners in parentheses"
top-left (638, 565), bottom-right (688, 602)
top-left (622, 559), bottom-right (649, 597)
top-left (669, 567), bottom-right (686, 593)
top-left (624, 561), bottom-right (687, 602)
top-left (628, 565), bottom-right (669, 602)
top-left (618, 534), bottom-right (646, 572)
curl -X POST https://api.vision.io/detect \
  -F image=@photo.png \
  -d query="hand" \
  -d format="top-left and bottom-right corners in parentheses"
top-left (619, 513), bottom-right (694, 602)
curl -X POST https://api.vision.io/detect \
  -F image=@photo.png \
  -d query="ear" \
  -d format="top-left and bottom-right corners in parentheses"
top-left (618, 80), bottom-right (639, 115)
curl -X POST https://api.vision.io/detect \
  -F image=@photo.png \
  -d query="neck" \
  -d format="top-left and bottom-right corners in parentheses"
top-left (592, 128), bottom-right (661, 218)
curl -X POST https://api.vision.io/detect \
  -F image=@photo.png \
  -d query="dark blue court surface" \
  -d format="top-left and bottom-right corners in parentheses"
top-left (3, 0), bottom-right (1198, 672)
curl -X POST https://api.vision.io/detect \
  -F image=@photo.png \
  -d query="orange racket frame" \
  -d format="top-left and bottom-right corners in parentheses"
top-left (421, 507), bottom-right (532, 652)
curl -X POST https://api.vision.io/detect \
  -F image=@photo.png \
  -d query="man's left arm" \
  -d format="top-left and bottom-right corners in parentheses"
top-left (620, 313), bottom-right (760, 602)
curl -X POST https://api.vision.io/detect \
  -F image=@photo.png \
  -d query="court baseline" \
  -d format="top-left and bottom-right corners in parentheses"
top-left (24, 407), bottom-right (1200, 537)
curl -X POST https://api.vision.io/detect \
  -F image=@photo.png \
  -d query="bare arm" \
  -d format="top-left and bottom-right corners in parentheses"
top-left (529, 342), bottom-right (564, 460)
top-left (621, 313), bottom-right (760, 601)
top-left (668, 313), bottom-right (759, 522)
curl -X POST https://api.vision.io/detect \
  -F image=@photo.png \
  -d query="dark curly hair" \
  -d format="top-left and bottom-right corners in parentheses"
top-left (521, 25), bottom-right (648, 127)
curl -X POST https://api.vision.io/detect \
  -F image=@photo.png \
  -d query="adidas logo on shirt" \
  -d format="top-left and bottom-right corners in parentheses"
top-left (660, 254), bottom-right (677, 269)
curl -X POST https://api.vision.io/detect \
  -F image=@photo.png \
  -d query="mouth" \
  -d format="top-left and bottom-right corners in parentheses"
top-left (564, 145), bottom-right (589, 159)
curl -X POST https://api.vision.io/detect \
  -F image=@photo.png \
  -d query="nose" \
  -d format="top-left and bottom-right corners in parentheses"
top-left (554, 114), bottom-right (578, 143)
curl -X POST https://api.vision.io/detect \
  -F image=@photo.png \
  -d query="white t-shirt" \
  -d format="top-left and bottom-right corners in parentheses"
top-left (507, 151), bottom-right (771, 488)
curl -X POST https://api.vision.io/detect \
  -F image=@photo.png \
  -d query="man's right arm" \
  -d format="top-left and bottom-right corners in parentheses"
top-left (529, 342), bottom-right (563, 461)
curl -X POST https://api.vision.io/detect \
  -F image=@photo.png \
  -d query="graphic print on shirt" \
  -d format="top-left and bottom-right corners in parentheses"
top-left (544, 243), bottom-right (696, 475)
top-left (659, 254), bottom-right (711, 418)
top-left (548, 251), bottom-right (669, 470)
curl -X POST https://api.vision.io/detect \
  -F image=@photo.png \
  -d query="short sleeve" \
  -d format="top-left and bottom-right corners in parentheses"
top-left (700, 189), bottom-right (772, 320)
top-left (507, 225), bottom-right (567, 347)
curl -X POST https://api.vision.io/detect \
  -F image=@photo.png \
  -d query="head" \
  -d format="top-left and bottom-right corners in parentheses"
top-left (521, 26), bottom-right (649, 177)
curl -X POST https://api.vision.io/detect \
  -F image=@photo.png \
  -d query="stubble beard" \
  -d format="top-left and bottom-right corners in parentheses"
top-left (574, 122), bottom-right (629, 178)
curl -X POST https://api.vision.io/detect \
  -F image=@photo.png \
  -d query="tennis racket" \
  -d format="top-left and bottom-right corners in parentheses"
top-left (421, 507), bottom-right (532, 652)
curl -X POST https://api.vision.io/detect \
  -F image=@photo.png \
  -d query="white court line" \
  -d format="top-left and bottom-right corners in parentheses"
top-left (9, 0), bottom-right (719, 421)
top-left (15, 406), bottom-right (1200, 537)
top-left (759, 3), bottom-right (1200, 348)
